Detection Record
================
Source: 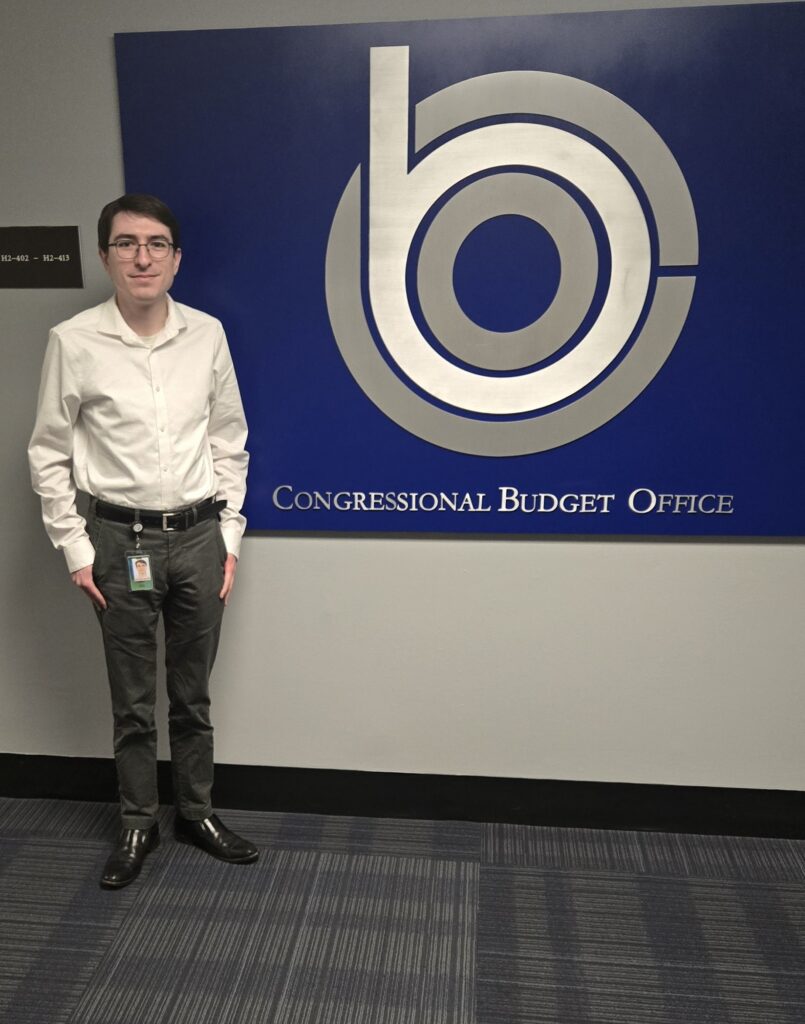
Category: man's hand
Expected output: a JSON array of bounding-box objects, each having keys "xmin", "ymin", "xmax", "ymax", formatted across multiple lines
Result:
[
  {"xmin": 71, "ymin": 564, "xmax": 107, "ymax": 610},
  {"xmin": 220, "ymin": 553, "xmax": 238, "ymax": 605}
]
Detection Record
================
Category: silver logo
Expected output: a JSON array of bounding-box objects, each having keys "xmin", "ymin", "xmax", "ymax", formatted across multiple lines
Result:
[{"xmin": 326, "ymin": 46, "xmax": 698, "ymax": 456}]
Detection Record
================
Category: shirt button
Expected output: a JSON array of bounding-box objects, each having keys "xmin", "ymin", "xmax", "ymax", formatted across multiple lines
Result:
[{"xmin": 155, "ymin": 386, "xmax": 161, "ymax": 392}]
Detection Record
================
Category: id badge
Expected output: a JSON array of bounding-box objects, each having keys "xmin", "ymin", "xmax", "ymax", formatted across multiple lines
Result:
[{"xmin": 126, "ymin": 551, "xmax": 154, "ymax": 591}]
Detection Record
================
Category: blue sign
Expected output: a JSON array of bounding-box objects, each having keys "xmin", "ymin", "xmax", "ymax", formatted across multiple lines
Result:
[{"xmin": 115, "ymin": 4, "xmax": 805, "ymax": 535}]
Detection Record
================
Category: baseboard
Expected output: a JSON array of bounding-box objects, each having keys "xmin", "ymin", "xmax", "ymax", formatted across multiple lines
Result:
[{"xmin": 1, "ymin": 753, "xmax": 803, "ymax": 839}]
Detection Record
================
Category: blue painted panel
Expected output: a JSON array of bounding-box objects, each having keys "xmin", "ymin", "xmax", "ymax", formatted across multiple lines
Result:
[{"xmin": 115, "ymin": 4, "xmax": 805, "ymax": 534}]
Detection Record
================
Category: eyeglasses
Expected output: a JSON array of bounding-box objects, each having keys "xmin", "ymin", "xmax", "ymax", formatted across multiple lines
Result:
[{"xmin": 107, "ymin": 239, "xmax": 176, "ymax": 260}]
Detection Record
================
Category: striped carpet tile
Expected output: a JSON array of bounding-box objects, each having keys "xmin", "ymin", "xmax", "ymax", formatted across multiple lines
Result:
[
  {"xmin": 484, "ymin": 823, "xmax": 805, "ymax": 881},
  {"xmin": 0, "ymin": 797, "xmax": 120, "ymax": 841},
  {"xmin": 67, "ymin": 847, "xmax": 477, "ymax": 1024},
  {"xmin": 0, "ymin": 836, "xmax": 139, "ymax": 1024},
  {"xmin": 0, "ymin": 798, "xmax": 483, "ymax": 862},
  {"xmin": 216, "ymin": 808, "xmax": 483, "ymax": 862},
  {"xmin": 477, "ymin": 864, "xmax": 805, "ymax": 1024}
]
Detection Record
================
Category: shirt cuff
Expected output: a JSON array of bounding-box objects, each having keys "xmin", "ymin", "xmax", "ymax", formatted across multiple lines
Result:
[
  {"xmin": 64, "ymin": 536, "xmax": 96, "ymax": 574},
  {"xmin": 220, "ymin": 520, "xmax": 242, "ymax": 560}
]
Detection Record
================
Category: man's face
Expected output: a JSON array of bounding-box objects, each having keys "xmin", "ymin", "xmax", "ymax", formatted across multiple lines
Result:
[{"xmin": 100, "ymin": 211, "xmax": 181, "ymax": 308}]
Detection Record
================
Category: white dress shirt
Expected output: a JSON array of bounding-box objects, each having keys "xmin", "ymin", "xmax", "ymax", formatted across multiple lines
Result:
[{"xmin": 28, "ymin": 295, "xmax": 249, "ymax": 572}]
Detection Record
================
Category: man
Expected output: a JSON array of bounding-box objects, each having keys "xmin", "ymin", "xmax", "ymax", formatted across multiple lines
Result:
[{"xmin": 28, "ymin": 193, "xmax": 258, "ymax": 888}]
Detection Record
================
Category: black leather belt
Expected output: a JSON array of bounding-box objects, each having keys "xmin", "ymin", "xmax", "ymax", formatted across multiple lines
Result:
[{"xmin": 95, "ymin": 497, "xmax": 226, "ymax": 532}]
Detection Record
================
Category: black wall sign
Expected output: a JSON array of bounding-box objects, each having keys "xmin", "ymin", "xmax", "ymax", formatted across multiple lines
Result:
[{"xmin": 0, "ymin": 227, "xmax": 83, "ymax": 288}]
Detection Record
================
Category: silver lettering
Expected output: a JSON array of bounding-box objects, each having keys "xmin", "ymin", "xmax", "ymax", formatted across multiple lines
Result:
[
  {"xmin": 629, "ymin": 488, "xmax": 657, "ymax": 514},
  {"xmin": 272, "ymin": 484, "xmax": 294, "ymax": 510}
]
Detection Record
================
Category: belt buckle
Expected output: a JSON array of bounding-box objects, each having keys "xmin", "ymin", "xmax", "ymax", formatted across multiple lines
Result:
[{"xmin": 162, "ymin": 512, "xmax": 177, "ymax": 532}]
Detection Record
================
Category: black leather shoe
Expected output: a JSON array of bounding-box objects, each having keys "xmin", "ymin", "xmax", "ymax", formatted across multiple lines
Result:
[
  {"xmin": 100, "ymin": 823, "xmax": 160, "ymax": 889},
  {"xmin": 174, "ymin": 813, "xmax": 259, "ymax": 864}
]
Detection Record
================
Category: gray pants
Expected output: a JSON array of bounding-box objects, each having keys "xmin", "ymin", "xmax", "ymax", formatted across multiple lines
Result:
[{"xmin": 90, "ymin": 501, "xmax": 227, "ymax": 829}]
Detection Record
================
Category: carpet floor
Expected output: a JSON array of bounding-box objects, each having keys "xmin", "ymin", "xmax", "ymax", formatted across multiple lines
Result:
[{"xmin": 1, "ymin": 797, "xmax": 804, "ymax": 1023}]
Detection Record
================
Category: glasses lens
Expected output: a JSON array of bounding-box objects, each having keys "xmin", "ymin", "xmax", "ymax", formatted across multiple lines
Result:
[
  {"xmin": 148, "ymin": 241, "xmax": 171, "ymax": 259},
  {"xmin": 113, "ymin": 241, "xmax": 136, "ymax": 260}
]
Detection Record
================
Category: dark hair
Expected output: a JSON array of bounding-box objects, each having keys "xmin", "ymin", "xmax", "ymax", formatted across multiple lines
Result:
[{"xmin": 97, "ymin": 193, "xmax": 181, "ymax": 251}]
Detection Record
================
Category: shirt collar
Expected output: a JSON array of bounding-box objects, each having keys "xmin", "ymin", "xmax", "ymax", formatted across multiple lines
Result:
[{"xmin": 97, "ymin": 294, "xmax": 187, "ymax": 348}]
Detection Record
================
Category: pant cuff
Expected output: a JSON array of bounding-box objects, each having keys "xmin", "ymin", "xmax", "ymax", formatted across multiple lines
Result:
[
  {"xmin": 175, "ymin": 805, "xmax": 213, "ymax": 822},
  {"xmin": 120, "ymin": 814, "xmax": 157, "ymax": 830}
]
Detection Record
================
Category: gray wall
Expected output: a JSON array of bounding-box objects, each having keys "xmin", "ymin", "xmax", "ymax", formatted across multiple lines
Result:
[{"xmin": 3, "ymin": 0, "xmax": 803, "ymax": 791}]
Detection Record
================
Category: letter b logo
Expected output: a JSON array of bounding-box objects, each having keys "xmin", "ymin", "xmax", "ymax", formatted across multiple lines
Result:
[{"xmin": 326, "ymin": 47, "xmax": 697, "ymax": 456}]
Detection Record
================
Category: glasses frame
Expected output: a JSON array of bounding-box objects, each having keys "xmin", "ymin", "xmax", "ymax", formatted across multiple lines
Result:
[{"xmin": 107, "ymin": 239, "xmax": 177, "ymax": 261}]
